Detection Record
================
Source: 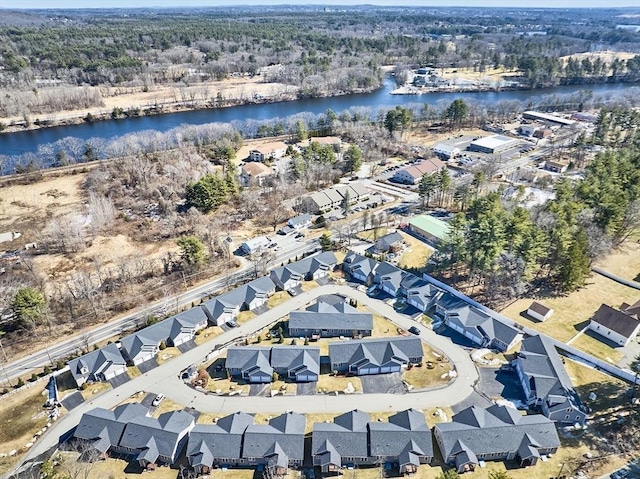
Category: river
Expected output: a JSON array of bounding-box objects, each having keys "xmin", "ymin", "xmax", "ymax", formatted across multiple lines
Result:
[{"xmin": 0, "ymin": 78, "xmax": 638, "ymax": 159}]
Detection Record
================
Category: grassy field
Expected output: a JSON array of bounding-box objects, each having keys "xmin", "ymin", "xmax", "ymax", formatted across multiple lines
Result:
[
  {"xmin": 563, "ymin": 359, "xmax": 628, "ymax": 415},
  {"xmin": 56, "ymin": 451, "xmax": 182, "ymax": 479},
  {"xmin": 398, "ymin": 232, "xmax": 434, "ymax": 270},
  {"xmin": 236, "ymin": 310, "xmax": 256, "ymax": 325},
  {"xmin": 268, "ymin": 290, "xmax": 292, "ymax": 309},
  {"xmin": 499, "ymin": 271, "xmax": 640, "ymax": 343},
  {"xmin": 569, "ymin": 331, "xmax": 625, "ymax": 364}
]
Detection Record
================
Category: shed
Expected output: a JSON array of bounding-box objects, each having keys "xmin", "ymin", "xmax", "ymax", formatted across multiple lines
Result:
[{"xmin": 527, "ymin": 302, "xmax": 553, "ymax": 322}]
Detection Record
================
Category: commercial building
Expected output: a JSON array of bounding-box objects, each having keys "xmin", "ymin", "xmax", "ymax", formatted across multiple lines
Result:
[
  {"xmin": 468, "ymin": 135, "xmax": 519, "ymax": 154},
  {"xmin": 522, "ymin": 111, "xmax": 575, "ymax": 127},
  {"xmin": 408, "ymin": 215, "xmax": 450, "ymax": 244}
]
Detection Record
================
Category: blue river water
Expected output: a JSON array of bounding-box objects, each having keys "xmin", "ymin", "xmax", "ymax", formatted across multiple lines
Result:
[{"xmin": 0, "ymin": 78, "xmax": 637, "ymax": 158}]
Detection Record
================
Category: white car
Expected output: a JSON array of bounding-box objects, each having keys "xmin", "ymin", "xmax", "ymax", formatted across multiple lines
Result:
[{"xmin": 152, "ymin": 394, "xmax": 165, "ymax": 407}]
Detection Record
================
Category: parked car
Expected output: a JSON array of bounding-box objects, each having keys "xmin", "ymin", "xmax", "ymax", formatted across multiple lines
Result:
[
  {"xmin": 226, "ymin": 319, "xmax": 238, "ymax": 328},
  {"xmin": 408, "ymin": 326, "xmax": 421, "ymax": 335},
  {"xmin": 152, "ymin": 394, "xmax": 165, "ymax": 407}
]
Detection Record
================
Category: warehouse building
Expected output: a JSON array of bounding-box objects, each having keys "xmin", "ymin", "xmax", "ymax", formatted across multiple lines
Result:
[{"xmin": 468, "ymin": 135, "xmax": 519, "ymax": 154}]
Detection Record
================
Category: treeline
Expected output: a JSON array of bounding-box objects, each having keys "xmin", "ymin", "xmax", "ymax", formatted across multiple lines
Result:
[
  {"xmin": 430, "ymin": 110, "xmax": 640, "ymax": 307},
  {"xmin": 2, "ymin": 6, "xmax": 640, "ymax": 116}
]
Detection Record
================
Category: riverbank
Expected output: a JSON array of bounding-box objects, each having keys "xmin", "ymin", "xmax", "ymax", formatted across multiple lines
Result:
[{"xmin": 0, "ymin": 76, "xmax": 382, "ymax": 134}]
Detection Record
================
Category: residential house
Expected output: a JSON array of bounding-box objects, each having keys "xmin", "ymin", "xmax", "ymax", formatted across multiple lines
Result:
[
  {"xmin": 513, "ymin": 335, "xmax": 586, "ymax": 425},
  {"xmin": 343, "ymin": 252, "xmax": 379, "ymax": 285},
  {"xmin": 119, "ymin": 411, "xmax": 195, "ymax": 469},
  {"xmin": 241, "ymin": 162, "xmax": 274, "ymax": 187},
  {"xmin": 270, "ymin": 346, "xmax": 320, "ymax": 382},
  {"xmin": 288, "ymin": 300, "xmax": 373, "ymax": 338},
  {"xmin": 305, "ymin": 191, "xmax": 334, "ymax": 214},
  {"xmin": 166, "ymin": 307, "xmax": 210, "ymax": 347},
  {"xmin": 240, "ymin": 236, "xmax": 271, "ymax": 255},
  {"xmin": 287, "ymin": 214, "xmax": 312, "ymax": 230},
  {"xmin": 312, "ymin": 409, "xmax": 433, "ymax": 474},
  {"xmin": 270, "ymin": 252, "xmax": 337, "ymax": 291},
  {"xmin": 73, "ymin": 403, "xmax": 149, "ymax": 458},
  {"xmin": 202, "ymin": 288, "xmax": 246, "ymax": 326},
  {"xmin": 312, "ymin": 410, "xmax": 371, "ymax": 473},
  {"xmin": 68, "ymin": 342, "xmax": 128, "ymax": 387},
  {"xmin": 406, "ymin": 282, "xmax": 442, "ymax": 312},
  {"xmin": 329, "ymin": 337, "xmax": 423, "ymax": 376},
  {"xmin": 392, "ymin": 158, "xmax": 446, "ymax": 185},
  {"xmin": 527, "ymin": 301, "xmax": 553, "ymax": 322},
  {"xmin": 366, "ymin": 231, "xmax": 404, "ymax": 256},
  {"xmin": 375, "ymin": 263, "xmax": 405, "ymax": 297},
  {"xmin": 368, "ymin": 409, "xmax": 434, "ymax": 473},
  {"xmin": 203, "ymin": 278, "xmax": 275, "ymax": 325},
  {"xmin": 588, "ymin": 304, "xmax": 640, "ymax": 347},
  {"xmin": 434, "ymin": 405, "xmax": 560, "ymax": 473},
  {"xmin": 435, "ymin": 296, "xmax": 523, "ymax": 351},
  {"xmin": 335, "ymin": 184, "xmax": 370, "ymax": 205},
  {"xmin": 225, "ymin": 347, "xmax": 274, "ymax": 383},
  {"xmin": 248, "ymin": 141, "xmax": 287, "ymax": 163},
  {"xmin": 187, "ymin": 412, "xmax": 254, "ymax": 474},
  {"xmin": 242, "ymin": 412, "xmax": 306, "ymax": 475},
  {"xmin": 244, "ymin": 276, "xmax": 276, "ymax": 311}
]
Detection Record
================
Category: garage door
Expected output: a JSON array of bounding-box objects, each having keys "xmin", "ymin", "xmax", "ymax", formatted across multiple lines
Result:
[
  {"xmin": 297, "ymin": 374, "xmax": 316, "ymax": 382},
  {"xmin": 135, "ymin": 353, "xmax": 154, "ymax": 365},
  {"xmin": 360, "ymin": 367, "xmax": 379, "ymax": 375},
  {"xmin": 380, "ymin": 366, "xmax": 392, "ymax": 374}
]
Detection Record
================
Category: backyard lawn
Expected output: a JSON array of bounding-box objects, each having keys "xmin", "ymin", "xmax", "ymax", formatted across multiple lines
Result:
[
  {"xmin": 398, "ymin": 232, "xmax": 434, "ymax": 269},
  {"xmin": 499, "ymin": 272, "xmax": 640, "ymax": 343}
]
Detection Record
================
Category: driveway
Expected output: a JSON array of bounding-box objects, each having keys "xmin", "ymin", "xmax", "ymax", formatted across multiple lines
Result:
[
  {"xmin": 177, "ymin": 340, "xmax": 197, "ymax": 354},
  {"xmin": 61, "ymin": 392, "xmax": 85, "ymax": 411},
  {"xmin": 360, "ymin": 372, "xmax": 406, "ymax": 394},
  {"xmin": 137, "ymin": 358, "xmax": 159, "ymax": 374},
  {"xmin": 296, "ymin": 381, "xmax": 317, "ymax": 396},
  {"xmin": 476, "ymin": 367, "xmax": 525, "ymax": 402},
  {"xmin": 249, "ymin": 383, "xmax": 271, "ymax": 397},
  {"xmin": 108, "ymin": 372, "xmax": 131, "ymax": 388}
]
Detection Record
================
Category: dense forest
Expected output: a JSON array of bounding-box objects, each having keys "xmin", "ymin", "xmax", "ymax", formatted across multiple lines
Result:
[
  {"xmin": 428, "ymin": 107, "xmax": 640, "ymax": 306},
  {"xmin": 1, "ymin": 6, "xmax": 640, "ymax": 117}
]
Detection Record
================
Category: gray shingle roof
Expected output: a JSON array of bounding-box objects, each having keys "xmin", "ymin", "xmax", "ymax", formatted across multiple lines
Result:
[
  {"xmin": 225, "ymin": 347, "xmax": 273, "ymax": 378},
  {"xmin": 289, "ymin": 310, "xmax": 373, "ymax": 332},
  {"xmin": 288, "ymin": 214, "xmax": 312, "ymax": 228},
  {"xmin": 119, "ymin": 410, "xmax": 195, "ymax": 463},
  {"xmin": 369, "ymin": 409, "xmax": 433, "ymax": 459},
  {"xmin": 343, "ymin": 252, "xmax": 378, "ymax": 278},
  {"xmin": 329, "ymin": 337, "xmax": 423, "ymax": 368},
  {"xmin": 243, "ymin": 412, "xmax": 305, "ymax": 462},
  {"xmin": 74, "ymin": 403, "xmax": 149, "ymax": 452},
  {"xmin": 591, "ymin": 304, "xmax": 640, "ymax": 338},
  {"xmin": 516, "ymin": 335, "xmax": 580, "ymax": 406},
  {"xmin": 68, "ymin": 342, "xmax": 126, "ymax": 383},
  {"xmin": 186, "ymin": 412, "xmax": 254, "ymax": 466},
  {"xmin": 312, "ymin": 410, "xmax": 370, "ymax": 459},
  {"xmin": 270, "ymin": 347, "xmax": 320, "ymax": 377},
  {"xmin": 373, "ymin": 232, "xmax": 404, "ymax": 252},
  {"xmin": 173, "ymin": 307, "xmax": 209, "ymax": 326},
  {"xmin": 435, "ymin": 405, "xmax": 559, "ymax": 463}
]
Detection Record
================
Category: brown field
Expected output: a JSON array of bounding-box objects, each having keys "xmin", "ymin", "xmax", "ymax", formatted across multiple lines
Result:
[
  {"xmin": 559, "ymin": 50, "xmax": 638, "ymax": 65},
  {"xmin": 2, "ymin": 76, "xmax": 299, "ymax": 127},
  {"xmin": 438, "ymin": 65, "xmax": 520, "ymax": 81},
  {"xmin": 0, "ymin": 386, "xmax": 55, "ymax": 476},
  {"xmin": 499, "ymin": 240, "xmax": 640, "ymax": 347},
  {"xmin": 408, "ymin": 127, "xmax": 488, "ymax": 147}
]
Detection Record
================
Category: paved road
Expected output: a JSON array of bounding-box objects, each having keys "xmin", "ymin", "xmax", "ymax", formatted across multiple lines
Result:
[
  {"xmin": 1, "ymin": 239, "xmax": 318, "ymax": 383},
  {"xmin": 21, "ymin": 284, "xmax": 478, "ymax": 467}
]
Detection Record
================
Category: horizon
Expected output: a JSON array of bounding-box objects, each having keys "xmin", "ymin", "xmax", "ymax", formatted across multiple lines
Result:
[{"xmin": 2, "ymin": 0, "xmax": 640, "ymax": 9}]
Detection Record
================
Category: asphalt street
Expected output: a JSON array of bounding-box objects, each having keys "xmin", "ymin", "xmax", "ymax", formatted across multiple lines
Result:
[
  {"xmin": 1, "ymin": 238, "xmax": 317, "ymax": 383},
  {"xmin": 21, "ymin": 283, "xmax": 479, "ymax": 467}
]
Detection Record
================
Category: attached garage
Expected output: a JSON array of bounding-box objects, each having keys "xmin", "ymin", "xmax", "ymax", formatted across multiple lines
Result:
[
  {"xmin": 295, "ymin": 373, "xmax": 318, "ymax": 382},
  {"xmin": 357, "ymin": 366, "xmax": 380, "ymax": 376},
  {"xmin": 103, "ymin": 365, "xmax": 127, "ymax": 380},
  {"xmin": 134, "ymin": 353, "xmax": 155, "ymax": 366}
]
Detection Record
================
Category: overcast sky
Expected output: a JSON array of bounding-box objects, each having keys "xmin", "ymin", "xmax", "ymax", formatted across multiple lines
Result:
[{"xmin": 2, "ymin": 0, "xmax": 639, "ymax": 9}]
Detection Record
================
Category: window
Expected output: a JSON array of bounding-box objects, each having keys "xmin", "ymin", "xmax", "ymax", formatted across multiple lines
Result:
[{"xmin": 565, "ymin": 415, "xmax": 570, "ymax": 420}]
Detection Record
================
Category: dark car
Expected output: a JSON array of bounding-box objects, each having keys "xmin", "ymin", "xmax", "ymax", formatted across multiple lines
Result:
[
  {"xmin": 408, "ymin": 326, "xmax": 421, "ymax": 335},
  {"xmin": 226, "ymin": 319, "xmax": 238, "ymax": 328}
]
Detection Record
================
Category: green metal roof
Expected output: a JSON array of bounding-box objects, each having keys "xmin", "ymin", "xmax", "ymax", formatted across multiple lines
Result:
[{"xmin": 409, "ymin": 215, "xmax": 450, "ymax": 241}]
